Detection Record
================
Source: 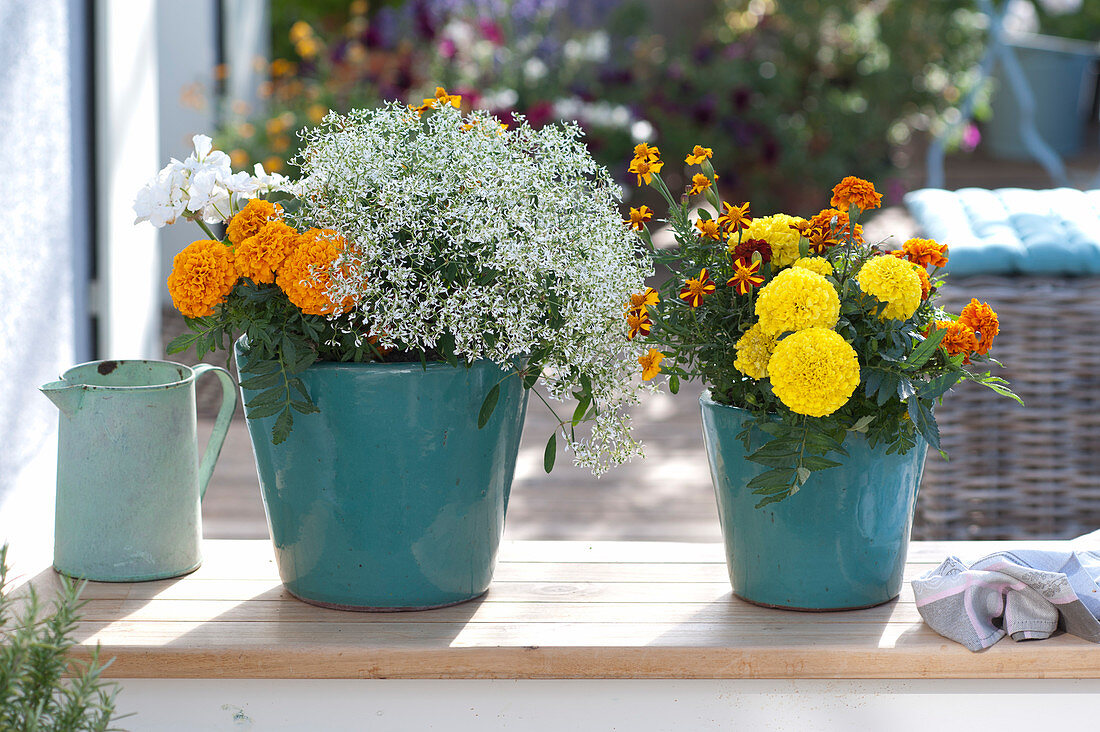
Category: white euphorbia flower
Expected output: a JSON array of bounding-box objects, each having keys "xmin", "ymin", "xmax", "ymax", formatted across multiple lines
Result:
[{"xmin": 290, "ymin": 102, "xmax": 655, "ymax": 474}]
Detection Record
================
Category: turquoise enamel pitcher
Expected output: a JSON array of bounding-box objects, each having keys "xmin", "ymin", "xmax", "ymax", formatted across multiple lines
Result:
[{"xmin": 40, "ymin": 359, "xmax": 236, "ymax": 581}]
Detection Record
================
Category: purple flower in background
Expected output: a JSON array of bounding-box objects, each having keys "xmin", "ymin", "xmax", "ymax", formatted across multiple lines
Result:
[
  {"xmin": 961, "ymin": 122, "xmax": 981, "ymax": 152},
  {"xmin": 478, "ymin": 18, "xmax": 504, "ymax": 44}
]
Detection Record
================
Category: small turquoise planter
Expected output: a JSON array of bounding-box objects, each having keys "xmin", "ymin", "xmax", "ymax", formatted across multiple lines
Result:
[
  {"xmin": 700, "ymin": 391, "xmax": 927, "ymax": 611},
  {"xmin": 237, "ymin": 342, "xmax": 528, "ymax": 611}
]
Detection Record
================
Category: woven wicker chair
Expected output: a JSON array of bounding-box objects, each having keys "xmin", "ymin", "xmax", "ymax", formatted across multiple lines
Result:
[{"xmin": 913, "ymin": 276, "xmax": 1100, "ymax": 540}]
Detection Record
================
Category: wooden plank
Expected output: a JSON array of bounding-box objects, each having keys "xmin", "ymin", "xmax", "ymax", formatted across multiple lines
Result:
[
  {"xmin": 58, "ymin": 626, "xmax": 1100, "ymax": 680},
  {"xmin": 72, "ymin": 598, "xmax": 932, "ymax": 625},
  {"xmin": 8, "ymin": 539, "xmax": 1100, "ymax": 680}
]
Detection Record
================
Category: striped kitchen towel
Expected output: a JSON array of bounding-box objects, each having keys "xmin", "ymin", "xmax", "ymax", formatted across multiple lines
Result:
[{"xmin": 912, "ymin": 530, "xmax": 1100, "ymax": 651}]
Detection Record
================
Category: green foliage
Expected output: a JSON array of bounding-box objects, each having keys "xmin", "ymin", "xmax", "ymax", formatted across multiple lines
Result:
[
  {"xmin": 0, "ymin": 546, "xmax": 121, "ymax": 731},
  {"xmin": 636, "ymin": 0, "xmax": 986, "ymax": 211}
]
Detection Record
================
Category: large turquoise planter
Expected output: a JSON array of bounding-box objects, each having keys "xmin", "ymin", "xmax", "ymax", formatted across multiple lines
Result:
[
  {"xmin": 237, "ymin": 342, "xmax": 528, "ymax": 610},
  {"xmin": 700, "ymin": 391, "xmax": 927, "ymax": 611}
]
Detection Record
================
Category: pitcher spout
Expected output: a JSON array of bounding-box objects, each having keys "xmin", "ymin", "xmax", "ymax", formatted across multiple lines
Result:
[{"xmin": 40, "ymin": 380, "xmax": 84, "ymax": 418}]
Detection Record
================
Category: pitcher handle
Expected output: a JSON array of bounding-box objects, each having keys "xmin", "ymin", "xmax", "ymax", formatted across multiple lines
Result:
[{"xmin": 191, "ymin": 364, "xmax": 238, "ymax": 500}]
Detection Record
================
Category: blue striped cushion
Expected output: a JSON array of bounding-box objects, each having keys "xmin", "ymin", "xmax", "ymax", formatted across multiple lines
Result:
[{"xmin": 903, "ymin": 188, "xmax": 1100, "ymax": 276}]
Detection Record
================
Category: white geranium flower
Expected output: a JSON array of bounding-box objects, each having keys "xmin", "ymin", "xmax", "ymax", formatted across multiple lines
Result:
[
  {"xmin": 132, "ymin": 163, "xmax": 187, "ymax": 227},
  {"xmin": 185, "ymin": 167, "xmax": 232, "ymax": 223}
]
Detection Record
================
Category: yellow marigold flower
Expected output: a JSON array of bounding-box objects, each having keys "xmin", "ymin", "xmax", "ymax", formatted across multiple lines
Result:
[
  {"xmin": 733, "ymin": 322, "xmax": 778, "ymax": 380},
  {"xmin": 628, "ymin": 156, "xmax": 663, "ymax": 186},
  {"xmin": 793, "ymin": 257, "xmax": 834, "ymax": 277},
  {"xmin": 738, "ymin": 213, "xmax": 807, "ymax": 268},
  {"xmin": 679, "ymin": 268, "xmax": 716, "ymax": 307},
  {"xmin": 638, "ymin": 348, "xmax": 664, "ymax": 381},
  {"xmin": 687, "ymin": 173, "xmax": 713, "ymax": 196},
  {"xmin": 277, "ymin": 228, "xmax": 353, "ymax": 316},
  {"xmin": 931, "ymin": 319, "xmax": 978, "ymax": 364},
  {"xmin": 695, "ymin": 217, "xmax": 722, "ymax": 240},
  {"xmin": 829, "ymin": 176, "xmax": 883, "ymax": 212},
  {"xmin": 626, "ymin": 205, "xmax": 653, "ymax": 231},
  {"xmin": 234, "ymin": 219, "xmax": 299, "ymax": 284},
  {"xmin": 894, "ymin": 238, "xmax": 948, "ymax": 268},
  {"xmin": 229, "ymin": 148, "xmax": 249, "ymax": 169},
  {"xmin": 626, "ymin": 309, "xmax": 652, "ymax": 340},
  {"xmin": 754, "ymin": 267, "xmax": 840, "ymax": 335},
  {"xmin": 958, "ymin": 298, "xmax": 999, "ymax": 355},
  {"xmin": 768, "ymin": 327, "xmax": 860, "ymax": 417},
  {"xmin": 627, "ymin": 287, "xmax": 659, "ymax": 313},
  {"xmin": 717, "ymin": 201, "xmax": 751, "ymax": 234},
  {"xmin": 167, "ymin": 239, "xmax": 238, "ymax": 318},
  {"xmin": 685, "ymin": 145, "xmax": 714, "ymax": 165},
  {"xmin": 857, "ymin": 255, "xmax": 922, "ymax": 321},
  {"xmin": 263, "ymin": 156, "xmax": 283, "ymax": 173},
  {"xmin": 226, "ymin": 198, "xmax": 283, "ymax": 247}
]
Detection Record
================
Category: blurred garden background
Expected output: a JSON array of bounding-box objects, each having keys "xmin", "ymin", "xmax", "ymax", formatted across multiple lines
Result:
[{"xmin": 3, "ymin": 0, "xmax": 1100, "ymax": 547}]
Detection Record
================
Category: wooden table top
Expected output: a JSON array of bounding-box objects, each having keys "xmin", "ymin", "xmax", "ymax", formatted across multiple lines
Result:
[{"xmin": 10, "ymin": 539, "xmax": 1100, "ymax": 679}]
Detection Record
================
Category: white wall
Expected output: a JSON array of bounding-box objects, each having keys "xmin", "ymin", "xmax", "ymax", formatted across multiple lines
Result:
[
  {"xmin": 0, "ymin": 0, "xmax": 162, "ymax": 548},
  {"xmin": 95, "ymin": 0, "xmax": 161, "ymax": 359},
  {"xmin": 156, "ymin": 0, "xmax": 219, "ymax": 304},
  {"xmin": 0, "ymin": 0, "xmax": 81, "ymax": 547}
]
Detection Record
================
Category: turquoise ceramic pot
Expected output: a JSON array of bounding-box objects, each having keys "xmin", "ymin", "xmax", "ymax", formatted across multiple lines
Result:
[
  {"xmin": 237, "ymin": 342, "xmax": 528, "ymax": 610},
  {"xmin": 700, "ymin": 391, "xmax": 927, "ymax": 611}
]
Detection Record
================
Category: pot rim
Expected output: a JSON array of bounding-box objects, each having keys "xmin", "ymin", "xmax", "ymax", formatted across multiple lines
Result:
[
  {"xmin": 699, "ymin": 389, "xmax": 781, "ymax": 418},
  {"xmin": 233, "ymin": 336, "xmax": 522, "ymax": 374},
  {"xmin": 57, "ymin": 359, "xmax": 201, "ymax": 392}
]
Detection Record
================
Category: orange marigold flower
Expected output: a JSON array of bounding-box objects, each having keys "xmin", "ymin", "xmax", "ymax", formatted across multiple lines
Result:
[
  {"xmin": 695, "ymin": 217, "xmax": 722, "ymax": 240},
  {"xmin": 638, "ymin": 348, "xmax": 664, "ymax": 381},
  {"xmin": 685, "ymin": 145, "xmax": 713, "ymax": 165},
  {"xmin": 727, "ymin": 258, "xmax": 765, "ymax": 295},
  {"xmin": 932, "ymin": 319, "xmax": 978, "ymax": 364},
  {"xmin": 625, "ymin": 205, "xmax": 654, "ymax": 231},
  {"xmin": 628, "ymin": 156, "xmax": 664, "ymax": 186},
  {"xmin": 808, "ymin": 208, "xmax": 863, "ymax": 242},
  {"xmin": 687, "ymin": 173, "xmax": 713, "ymax": 196},
  {"xmin": 226, "ymin": 198, "xmax": 283, "ymax": 246},
  {"xmin": 632, "ymin": 142, "xmax": 660, "ymax": 163},
  {"xmin": 830, "ymin": 176, "xmax": 883, "ymax": 212},
  {"xmin": 626, "ymin": 308, "xmax": 653, "ymax": 340},
  {"xmin": 912, "ymin": 263, "xmax": 932, "ymax": 300},
  {"xmin": 679, "ymin": 268, "xmax": 716, "ymax": 308},
  {"xmin": 898, "ymin": 238, "xmax": 948, "ymax": 268},
  {"xmin": 958, "ymin": 298, "xmax": 999, "ymax": 355},
  {"xmin": 234, "ymin": 219, "xmax": 299, "ymax": 284},
  {"xmin": 717, "ymin": 201, "xmax": 751, "ymax": 234},
  {"xmin": 167, "ymin": 239, "xmax": 238, "ymax": 318},
  {"xmin": 627, "ymin": 287, "xmax": 660, "ymax": 314},
  {"xmin": 276, "ymin": 228, "xmax": 354, "ymax": 315}
]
